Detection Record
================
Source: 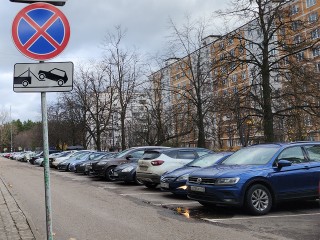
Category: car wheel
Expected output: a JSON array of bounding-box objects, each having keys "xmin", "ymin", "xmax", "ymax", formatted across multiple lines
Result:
[
  {"xmin": 57, "ymin": 79, "xmax": 64, "ymax": 86},
  {"xmin": 39, "ymin": 73, "xmax": 45, "ymax": 80},
  {"xmin": 245, "ymin": 184, "xmax": 272, "ymax": 215},
  {"xmin": 105, "ymin": 166, "xmax": 116, "ymax": 181},
  {"xmin": 22, "ymin": 80, "xmax": 29, "ymax": 87},
  {"xmin": 144, "ymin": 183, "xmax": 158, "ymax": 189},
  {"xmin": 133, "ymin": 174, "xmax": 143, "ymax": 185}
]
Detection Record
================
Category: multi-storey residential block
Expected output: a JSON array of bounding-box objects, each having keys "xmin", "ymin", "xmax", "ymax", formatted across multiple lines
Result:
[{"xmin": 151, "ymin": 0, "xmax": 320, "ymax": 149}]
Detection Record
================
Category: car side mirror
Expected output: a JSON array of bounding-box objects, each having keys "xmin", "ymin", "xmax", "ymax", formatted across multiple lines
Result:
[
  {"xmin": 126, "ymin": 154, "xmax": 133, "ymax": 160},
  {"xmin": 277, "ymin": 159, "xmax": 292, "ymax": 169}
]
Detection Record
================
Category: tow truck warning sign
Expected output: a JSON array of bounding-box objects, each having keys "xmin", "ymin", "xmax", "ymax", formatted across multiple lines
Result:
[{"xmin": 13, "ymin": 62, "xmax": 73, "ymax": 92}]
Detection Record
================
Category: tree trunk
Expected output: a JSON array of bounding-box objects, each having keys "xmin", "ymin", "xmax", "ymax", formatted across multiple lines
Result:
[{"xmin": 262, "ymin": 67, "xmax": 274, "ymax": 143}]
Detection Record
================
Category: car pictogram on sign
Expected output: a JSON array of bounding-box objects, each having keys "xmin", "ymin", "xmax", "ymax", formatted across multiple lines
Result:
[{"xmin": 38, "ymin": 68, "xmax": 68, "ymax": 86}]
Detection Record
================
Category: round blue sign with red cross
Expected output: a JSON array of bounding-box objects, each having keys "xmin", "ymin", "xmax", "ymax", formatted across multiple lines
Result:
[{"xmin": 12, "ymin": 3, "xmax": 70, "ymax": 61}]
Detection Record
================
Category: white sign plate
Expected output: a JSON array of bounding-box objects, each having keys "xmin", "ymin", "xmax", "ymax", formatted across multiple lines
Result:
[{"xmin": 13, "ymin": 62, "xmax": 73, "ymax": 92}]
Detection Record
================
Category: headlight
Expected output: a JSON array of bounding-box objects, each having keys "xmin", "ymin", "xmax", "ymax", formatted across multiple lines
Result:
[
  {"xmin": 215, "ymin": 177, "xmax": 240, "ymax": 185},
  {"xmin": 176, "ymin": 174, "xmax": 189, "ymax": 182},
  {"xmin": 122, "ymin": 166, "xmax": 134, "ymax": 172}
]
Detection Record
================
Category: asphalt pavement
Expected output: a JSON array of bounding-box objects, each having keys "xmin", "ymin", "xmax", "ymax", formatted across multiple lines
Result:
[{"xmin": 0, "ymin": 175, "xmax": 35, "ymax": 240}]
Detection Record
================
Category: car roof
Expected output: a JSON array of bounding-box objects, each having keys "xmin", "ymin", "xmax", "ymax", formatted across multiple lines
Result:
[
  {"xmin": 144, "ymin": 147, "xmax": 211, "ymax": 153},
  {"xmin": 249, "ymin": 141, "xmax": 320, "ymax": 147}
]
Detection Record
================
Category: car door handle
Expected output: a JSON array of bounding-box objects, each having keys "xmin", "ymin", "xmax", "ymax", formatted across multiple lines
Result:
[{"xmin": 304, "ymin": 165, "xmax": 310, "ymax": 169}]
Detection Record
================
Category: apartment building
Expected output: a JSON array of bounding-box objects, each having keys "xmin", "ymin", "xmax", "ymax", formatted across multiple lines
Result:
[{"xmin": 152, "ymin": 0, "xmax": 320, "ymax": 149}]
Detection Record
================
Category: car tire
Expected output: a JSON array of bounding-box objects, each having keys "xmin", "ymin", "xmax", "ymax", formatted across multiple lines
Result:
[
  {"xmin": 133, "ymin": 174, "xmax": 143, "ymax": 185},
  {"xmin": 57, "ymin": 79, "xmax": 64, "ymax": 86},
  {"xmin": 22, "ymin": 80, "xmax": 29, "ymax": 87},
  {"xmin": 105, "ymin": 166, "xmax": 116, "ymax": 181},
  {"xmin": 144, "ymin": 183, "xmax": 158, "ymax": 189},
  {"xmin": 245, "ymin": 184, "xmax": 272, "ymax": 215},
  {"xmin": 39, "ymin": 73, "xmax": 45, "ymax": 80}
]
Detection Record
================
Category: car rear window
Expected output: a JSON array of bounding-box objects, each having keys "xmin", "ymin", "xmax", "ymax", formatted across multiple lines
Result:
[
  {"xmin": 142, "ymin": 151, "xmax": 161, "ymax": 160},
  {"xmin": 178, "ymin": 151, "xmax": 196, "ymax": 159}
]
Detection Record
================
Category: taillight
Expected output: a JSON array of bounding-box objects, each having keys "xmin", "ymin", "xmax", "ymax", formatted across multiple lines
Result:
[{"xmin": 151, "ymin": 160, "xmax": 164, "ymax": 166}]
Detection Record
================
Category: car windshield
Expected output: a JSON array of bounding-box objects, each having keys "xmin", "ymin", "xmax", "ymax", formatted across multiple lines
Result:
[
  {"xmin": 114, "ymin": 148, "xmax": 133, "ymax": 158},
  {"xmin": 187, "ymin": 154, "xmax": 228, "ymax": 167},
  {"xmin": 221, "ymin": 146, "xmax": 280, "ymax": 165}
]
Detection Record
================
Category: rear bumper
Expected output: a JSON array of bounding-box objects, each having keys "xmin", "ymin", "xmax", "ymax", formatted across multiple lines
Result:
[{"xmin": 136, "ymin": 172, "xmax": 161, "ymax": 184}]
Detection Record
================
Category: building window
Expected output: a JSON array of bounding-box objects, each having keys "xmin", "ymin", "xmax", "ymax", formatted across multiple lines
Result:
[
  {"xmin": 294, "ymin": 35, "xmax": 302, "ymax": 44},
  {"xmin": 311, "ymin": 28, "xmax": 320, "ymax": 39},
  {"xmin": 290, "ymin": 5, "xmax": 299, "ymax": 15},
  {"xmin": 219, "ymin": 42, "xmax": 225, "ymax": 50},
  {"xmin": 233, "ymin": 86, "xmax": 238, "ymax": 93},
  {"xmin": 306, "ymin": 0, "xmax": 316, "ymax": 8},
  {"xmin": 230, "ymin": 49, "xmax": 235, "ymax": 57},
  {"xmin": 296, "ymin": 51, "xmax": 305, "ymax": 61},
  {"xmin": 241, "ymin": 71, "xmax": 246, "ymax": 80},
  {"xmin": 232, "ymin": 74, "xmax": 238, "ymax": 83},
  {"xmin": 312, "ymin": 46, "xmax": 320, "ymax": 57},
  {"xmin": 270, "ymin": 49, "xmax": 276, "ymax": 56},
  {"xmin": 291, "ymin": 21, "xmax": 301, "ymax": 31},
  {"xmin": 309, "ymin": 12, "xmax": 318, "ymax": 23},
  {"xmin": 316, "ymin": 62, "xmax": 320, "ymax": 72}
]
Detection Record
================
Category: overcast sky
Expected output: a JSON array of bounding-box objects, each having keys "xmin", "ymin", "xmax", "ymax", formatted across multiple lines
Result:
[{"xmin": 0, "ymin": 0, "xmax": 229, "ymax": 122}]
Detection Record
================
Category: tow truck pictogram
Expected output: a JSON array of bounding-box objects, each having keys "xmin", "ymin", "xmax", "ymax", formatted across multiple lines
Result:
[{"xmin": 14, "ymin": 68, "xmax": 68, "ymax": 87}]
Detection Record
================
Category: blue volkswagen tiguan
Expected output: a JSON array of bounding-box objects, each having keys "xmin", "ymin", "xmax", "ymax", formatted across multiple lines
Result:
[{"xmin": 187, "ymin": 142, "xmax": 320, "ymax": 215}]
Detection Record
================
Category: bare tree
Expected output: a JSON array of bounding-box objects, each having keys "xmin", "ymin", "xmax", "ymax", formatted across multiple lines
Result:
[
  {"xmin": 71, "ymin": 61, "xmax": 116, "ymax": 151},
  {"xmin": 166, "ymin": 16, "xmax": 217, "ymax": 147},
  {"xmin": 102, "ymin": 26, "xmax": 143, "ymax": 150},
  {"xmin": 215, "ymin": 0, "xmax": 320, "ymax": 142}
]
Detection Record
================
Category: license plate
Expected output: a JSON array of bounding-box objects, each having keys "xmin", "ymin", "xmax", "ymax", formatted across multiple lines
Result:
[
  {"xmin": 160, "ymin": 182, "xmax": 169, "ymax": 189},
  {"xmin": 190, "ymin": 186, "xmax": 205, "ymax": 192},
  {"xmin": 139, "ymin": 166, "xmax": 148, "ymax": 171}
]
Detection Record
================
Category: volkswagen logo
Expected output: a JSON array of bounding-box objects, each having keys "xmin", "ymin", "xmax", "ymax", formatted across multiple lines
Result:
[{"xmin": 196, "ymin": 178, "xmax": 202, "ymax": 183}]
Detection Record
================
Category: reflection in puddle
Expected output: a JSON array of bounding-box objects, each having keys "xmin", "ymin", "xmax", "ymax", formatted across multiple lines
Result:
[
  {"xmin": 165, "ymin": 206, "xmax": 237, "ymax": 220},
  {"xmin": 166, "ymin": 200, "xmax": 319, "ymax": 220}
]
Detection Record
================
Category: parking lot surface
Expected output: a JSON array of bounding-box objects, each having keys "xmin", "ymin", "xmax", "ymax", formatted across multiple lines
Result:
[{"xmin": 0, "ymin": 157, "xmax": 319, "ymax": 240}]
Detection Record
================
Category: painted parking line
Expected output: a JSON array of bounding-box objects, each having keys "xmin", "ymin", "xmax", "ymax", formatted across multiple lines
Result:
[
  {"xmin": 203, "ymin": 212, "xmax": 320, "ymax": 223},
  {"xmin": 120, "ymin": 192, "xmax": 163, "ymax": 196},
  {"xmin": 153, "ymin": 201, "xmax": 199, "ymax": 206}
]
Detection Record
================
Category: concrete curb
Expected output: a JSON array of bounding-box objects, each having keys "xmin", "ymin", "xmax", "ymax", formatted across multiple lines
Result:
[{"xmin": 0, "ymin": 176, "xmax": 36, "ymax": 240}]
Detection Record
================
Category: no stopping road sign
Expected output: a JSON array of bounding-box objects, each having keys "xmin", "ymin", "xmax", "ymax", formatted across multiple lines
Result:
[{"xmin": 12, "ymin": 2, "xmax": 70, "ymax": 61}]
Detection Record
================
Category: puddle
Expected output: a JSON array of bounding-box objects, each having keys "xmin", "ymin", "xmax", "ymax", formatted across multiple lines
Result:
[{"xmin": 163, "ymin": 205, "xmax": 237, "ymax": 220}]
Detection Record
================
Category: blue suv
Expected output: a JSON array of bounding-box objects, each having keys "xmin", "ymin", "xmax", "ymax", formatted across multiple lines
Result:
[{"xmin": 187, "ymin": 142, "xmax": 320, "ymax": 215}]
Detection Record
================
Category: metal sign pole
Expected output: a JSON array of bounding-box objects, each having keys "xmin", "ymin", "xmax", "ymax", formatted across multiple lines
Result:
[{"xmin": 41, "ymin": 88, "xmax": 53, "ymax": 240}]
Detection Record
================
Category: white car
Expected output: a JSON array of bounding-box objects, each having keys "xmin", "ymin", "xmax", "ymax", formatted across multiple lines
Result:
[
  {"xmin": 136, "ymin": 148, "xmax": 212, "ymax": 188},
  {"xmin": 50, "ymin": 150, "xmax": 78, "ymax": 168},
  {"xmin": 35, "ymin": 152, "xmax": 64, "ymax": 166}
]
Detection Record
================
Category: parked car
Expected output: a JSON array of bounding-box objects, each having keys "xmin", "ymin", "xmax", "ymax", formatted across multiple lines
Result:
[
  {"xmin": 50, "ymin": 150, "xmax": 78, "ymax": 168},
  {"xmin": 29, "ymin": 150, "xmax": 60, "ymax": 165},
  {"xmin": 91, "ymin": 146, "xmax": 169, "ymax": 181},
  {"xmin": 160, "ymin": 152, "xmax": 233, "ymax": 195},
  {"xmin": 68, "ymin": 151, "xmax": 96, "ymax": 172},
  {"xmin": 57, "ymin": 151, "xmax": 93, "ymax": 171},
  {"xmin": 34, "ymin": 152, "xmax": 64, "ymax": 167},
  {"xmin": 187, "ymin": 142, "xmax": 320, "ymax": 215},
  {"xmin": 112, "ymin": 161, "xmax": 143, "ymax": 185},
  {"xmin": 84, "ymin": 152, "xmax": 116, "ymax": 175},
  {"xmin": 74, "ymin": 152, "xmax": 112, "ymax": 173},
  {"xmin": 112, "ymin": 149, "xmax": 171, "ymax": 184},
  {"xmin": 136, "ymin": 148, "xmax": 213, "ymax": 189}
]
